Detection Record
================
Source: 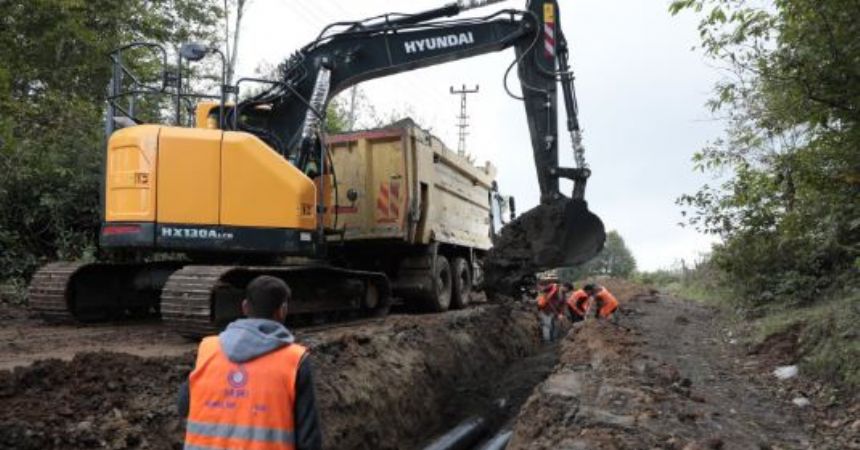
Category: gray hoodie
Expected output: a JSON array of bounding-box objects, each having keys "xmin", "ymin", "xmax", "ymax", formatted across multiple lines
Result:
[{"xmin": 218, "ymin": 318, "xmax": 296, "ymax": 363}]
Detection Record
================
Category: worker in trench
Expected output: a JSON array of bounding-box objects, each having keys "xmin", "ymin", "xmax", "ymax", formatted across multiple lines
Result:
[
  {"xmin": 536, "ymin": 273, "xmax": 566, "ymax": 342},
  {"xmin": 564, "ymin": 282, "xmax": 589, "ymax": 323},
  {"xmin": 177, "ymin": 275, "xmax": 322, "ymax": 450},
  {"xmin": 583, "ymin": 283, "xmax": 620, "ymax": 321}
]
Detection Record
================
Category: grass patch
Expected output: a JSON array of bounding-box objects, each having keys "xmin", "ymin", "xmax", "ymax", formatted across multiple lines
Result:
[
  {"xmin": 634, "ymin": 266, "xmax": 730, "ymax": 306},
  {"xmin": 671, "ymin": 282, "xmax": 730, "ymax": 306},
  {"xmin": 750, "ymin": 290, "xmax": 860, "ymax": 389}
]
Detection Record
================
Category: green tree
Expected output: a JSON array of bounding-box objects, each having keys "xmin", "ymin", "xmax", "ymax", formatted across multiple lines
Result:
[
  {"xmin": 559, "ymin": 230, "xmax": 637, "ymax": 280},
  {"xmin": 325, "ymin": 96, "xmax": 351, "ymax": 133},
  {"xmin": 670, "ymin": 0, "xmax": 860, "ymax": 306},
  {"xmin": 0, "ymin": 0, "xmax": 223, "ymax": 283}
]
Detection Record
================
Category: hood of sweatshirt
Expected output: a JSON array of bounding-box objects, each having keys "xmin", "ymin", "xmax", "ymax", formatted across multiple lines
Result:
[{"xmin": 218, "ymin": 318, "xmax": 296, "ymax": 363}]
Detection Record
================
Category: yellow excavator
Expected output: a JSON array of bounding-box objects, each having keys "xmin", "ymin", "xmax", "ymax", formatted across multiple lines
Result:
[{"xmin": 28, "ymin": 0, "xmax": 605, "ymax": 338}]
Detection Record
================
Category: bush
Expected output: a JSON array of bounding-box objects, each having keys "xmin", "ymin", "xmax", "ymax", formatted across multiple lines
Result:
[
  {"xmin": 671, "ymin": 0, "xmax": 860, "ymax": 310},
  {"xmin": 0, "ymin": 0, "xmax": 222, "ymax": 287}
]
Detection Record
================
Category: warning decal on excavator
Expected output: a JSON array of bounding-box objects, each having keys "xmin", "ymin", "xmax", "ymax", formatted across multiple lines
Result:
[{"xmin": 543, "ymin": 3, "xmax": 556, "ymax": 59}]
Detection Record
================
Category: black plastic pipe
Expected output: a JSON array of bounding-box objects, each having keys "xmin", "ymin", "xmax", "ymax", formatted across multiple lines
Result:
[
  {"xmin": 476, "ymin": 429, "xmax": 513, "ymax": 450},
  {"xmin": 422, "ymin": 417, "xmax": 488, "ymax": 450}
]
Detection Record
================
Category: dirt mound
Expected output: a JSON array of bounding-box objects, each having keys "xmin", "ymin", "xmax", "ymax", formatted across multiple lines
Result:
[
  {"xmin": 748, "ymin": 322, "xmax": 803, "ymax": 367},
  {"xmin": 0, "ymin": 352, "xmax": 191, "ymax": 450},
  {"xmin": 0, "ymin": 304, "xmax": 541, "ymax": 450},
  {"xmin": 508, "ymin": 321, "xmax": 645, "ymax": 449}
]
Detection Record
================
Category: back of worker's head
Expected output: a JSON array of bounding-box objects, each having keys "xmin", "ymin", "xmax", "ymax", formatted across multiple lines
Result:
[
  {"xmin": 243, "ymin": 275, "xmax": 291, "ymax": 320},
  {"xmin": 583, "ymin": 283, "xmax": 596, "ymax": 294},
  {"xmin": 562, "ymin": 282, "xmax": 574, "ymax": 291}
]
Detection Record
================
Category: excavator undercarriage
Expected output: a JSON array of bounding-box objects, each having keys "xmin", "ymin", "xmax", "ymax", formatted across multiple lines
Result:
[{"xmin": 31, "ymin": 262, "xmax": 390, "ymax": 339}]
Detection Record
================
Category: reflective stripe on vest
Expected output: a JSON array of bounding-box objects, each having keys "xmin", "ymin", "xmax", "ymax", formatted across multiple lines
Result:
[
  {"xmin": 186, "ymin": 420, "xmax": 295, "ymax": 445},
  {"xmin": 185, "ymin": 336, "xmax": 307, "ymax": 450}
]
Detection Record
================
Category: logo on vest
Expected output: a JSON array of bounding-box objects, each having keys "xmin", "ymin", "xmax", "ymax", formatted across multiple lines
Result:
[{"xmin": 227, "ymin": 365, "xmax": 248, "ymax": 389}]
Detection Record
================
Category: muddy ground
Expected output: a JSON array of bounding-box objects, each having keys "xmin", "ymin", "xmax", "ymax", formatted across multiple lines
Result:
[
  {"xmin": 507, "ymin": 294, "xmax": 859, "ymax": 450},
  {"xmin": 0, "ymin": 280, "xmax": 856, "ymax": 449},
  {"xmin": 0, "ymin": 317, "xmax": 192, "ymax": 371}
]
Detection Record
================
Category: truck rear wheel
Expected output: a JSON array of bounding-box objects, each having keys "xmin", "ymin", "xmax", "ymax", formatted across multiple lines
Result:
[
  {"xmin": 427, "ymin": 255, "xmax": 452, "ymax": 312},
  {"xmin": 450, "ymin": 257, "xmax": 472, "ymax": 309}
]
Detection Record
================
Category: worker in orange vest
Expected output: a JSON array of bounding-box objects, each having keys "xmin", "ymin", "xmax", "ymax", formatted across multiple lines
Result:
[
  {"xmin": 177, "ymin": 275, "xmax": 321, "ymax": 450},
  {"xmin": 583, "ymin": 283, "xmax": 620, "ymax": 320},
  {"xmin": 536, "ymin": 274, "xmax": 564, "ymax": 342},
  {"xmin": 564, "ymin": 283, "xmax": 589, "ymax": 323}
]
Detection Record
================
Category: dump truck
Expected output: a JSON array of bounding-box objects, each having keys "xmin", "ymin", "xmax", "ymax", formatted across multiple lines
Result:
[{"xmin": 327, "ymin": 119, "xmax": 509, "ymax": 311}]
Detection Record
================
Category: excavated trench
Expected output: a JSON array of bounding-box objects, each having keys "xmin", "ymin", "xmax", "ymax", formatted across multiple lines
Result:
[
  {"xmin": 311, "ymin": 301, "xmax": 555, "ymax": 450},
  {"xmin": 0, "ymin": 300, "xmax": 555, "ymax": 450}
]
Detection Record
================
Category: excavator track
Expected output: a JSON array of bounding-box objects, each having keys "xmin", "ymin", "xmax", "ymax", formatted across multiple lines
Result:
[
  {"xmin": 161, "ymin": 266, "xmax": 234, "ymax": 339},
  {"xmin": 161, "ymin": 264, "xmax": 392, "ymax": 340},
  {"xmin": 29, "ymin": 261, "xmax": 181, "ymax": 324},
  {"xmin": 28, "ymin": 262, "xmax": 87, "ymax": 323}
]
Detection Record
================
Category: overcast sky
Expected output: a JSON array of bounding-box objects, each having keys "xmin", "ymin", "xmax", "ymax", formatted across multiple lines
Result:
[{"xmin": 236, "ymin": 0, "xmax": 722, "ymax": 270}]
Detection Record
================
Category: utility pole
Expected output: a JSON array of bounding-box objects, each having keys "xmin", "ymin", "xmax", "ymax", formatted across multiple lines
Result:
[{"xmin": 450, "ymin": 84, "xmax": 479, "ymax": 156}]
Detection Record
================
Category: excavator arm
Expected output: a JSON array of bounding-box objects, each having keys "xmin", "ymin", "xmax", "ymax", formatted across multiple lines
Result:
[{"xmin": 229, "ymin": 0, "xmax": 605, "ymax": 271}]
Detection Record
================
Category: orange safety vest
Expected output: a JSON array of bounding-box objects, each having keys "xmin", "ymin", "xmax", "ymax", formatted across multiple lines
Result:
[
  {"xmin": 185, "ymin": 336, "xmax": 307, "ymax": 450},
  {"xmin": 537, "ymin": 283, "xmax": 562, "ymax": 311},
  {"xmin": 566, "ymin": 289, "xmax": 589, "ymax": 316},
  {"xmin": 594, "ymin": 289, "xmax": 619, "ymax": 318}
]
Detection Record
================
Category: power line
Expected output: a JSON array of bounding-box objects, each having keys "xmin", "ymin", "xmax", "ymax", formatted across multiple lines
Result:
[{"xmin": 450, "ymin": 84, "xmax": 479, "ymax": 156}]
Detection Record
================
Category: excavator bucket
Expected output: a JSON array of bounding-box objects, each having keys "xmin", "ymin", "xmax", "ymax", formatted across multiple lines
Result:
[
  {"xmin": 484, "ymin": 197, "xmax": 605, "ymax": 295},
  {"xmin": 522, "ymin": 198, "xmax": 606, "ymax": 268}
]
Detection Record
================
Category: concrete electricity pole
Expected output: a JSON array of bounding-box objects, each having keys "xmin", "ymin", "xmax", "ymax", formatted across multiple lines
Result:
[{"xmin": 450, "ymin": 84, "xmax": 479, "ymax": 156}]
